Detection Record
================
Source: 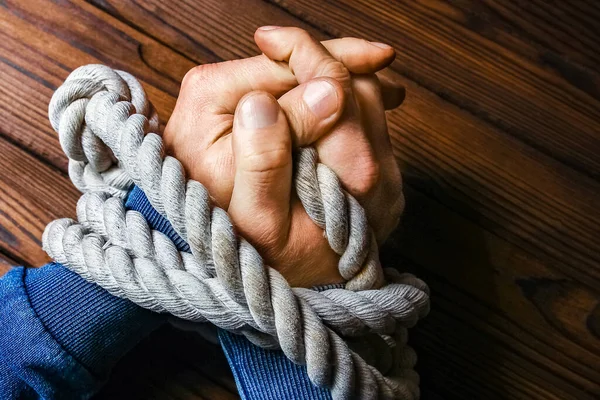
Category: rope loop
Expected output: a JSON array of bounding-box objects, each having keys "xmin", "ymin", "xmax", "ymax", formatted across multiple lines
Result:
[{"xmin": 43, "ymin": 64, "xmax": 430, "ymax": 399}]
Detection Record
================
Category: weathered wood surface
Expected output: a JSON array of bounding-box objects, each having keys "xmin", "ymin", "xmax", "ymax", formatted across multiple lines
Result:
[{"xmin": 0, "ymin": 0, "xmax": 598, "ymax": 398}]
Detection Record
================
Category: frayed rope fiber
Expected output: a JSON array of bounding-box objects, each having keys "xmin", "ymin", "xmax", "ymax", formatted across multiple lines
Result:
[{"xmin": 42, "ymin": 65, "xmax": 430, "ymax": 400}]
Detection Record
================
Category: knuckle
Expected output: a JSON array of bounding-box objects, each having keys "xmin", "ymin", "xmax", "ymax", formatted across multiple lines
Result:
[
  {"xmin": 291, "ymin": 27, "xmax": 314, "ymax": 42},
  {"xmin": 359, "ymin": 38, "xmax": 372, "ymax": 48},
  {"xmin": 283, "ymin": 108, "xmax": 302, "ymax": 135},
  {"xmin": 249, "ymin": 220, "xmax": 285, "ymax": 258},
  {"xmin": 282, "ymin": 102, "xmax": 312, "ymax": 144},
  {"xmin": 181, "ymin": 64, "xmax": 209, "ymax": 89},
  {"xmin": 242, "ymin": 145, "xmax": 290, "ymax": 175},
  {"xmin": 379, "ymin": 189, "xmax": 405, "ymax": 241},
  {"xmin": 208, "ymin": 150, "xmax": 235, "ymax": 180},
  {"xmin": 393, "ymin": 190, "xmax": 405, "ymax": 219},
  {"xmin": 364, "ymin": 74, "xmax": 382, "ymax": 90},
  {"xmin": 316, "ymin": 60, "xmax": 351, "ymax": 88},
  {"xmin": 180, "ymin": 64, "xmax": 225, "ymax": 113},
  {"xmin": 350, "ymin": 156, "xmax": 380, "ymax": 198}
]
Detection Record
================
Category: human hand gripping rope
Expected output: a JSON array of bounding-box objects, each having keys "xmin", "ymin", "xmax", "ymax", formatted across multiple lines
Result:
[{"xmin": 42, "ymin": 65, "xmax": 430, "ymax": 400}]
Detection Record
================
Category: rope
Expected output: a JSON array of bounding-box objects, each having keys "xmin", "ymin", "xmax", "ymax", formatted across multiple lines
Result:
[{"xmin": 43, "ymin": 64, "xmax": 430, "ymax": 399}]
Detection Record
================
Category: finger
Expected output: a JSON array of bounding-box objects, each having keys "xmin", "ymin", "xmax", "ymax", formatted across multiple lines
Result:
[
  {"xmin": 322, "ymin": 37, "xmax": 396, "ymax": 74},
  {"xmin": 256, "ymin": 26, "xmax": 380, "ymax": 199},
  {"xmin": 200, "ymin": 76, "xmax": 400, "ymax": 210},
  {"xmin": 254, "ymin": 26, "xmax": 353, "ymax": 89},
  {"xmin": 352, "ymin": 74, "xmax": 404, "ymax": 241},
  {"xmin": 181, "ymin": 35, "xmax": 396, "ymax": 116},
  {"xmin": 278, "ymin": 77, "xmax": 345, "ymax": 146},
  {"xmin": 376, "ymin": 70, "xmax": 406, "ymax": 110},
  {"xmin": 174, "ymin": 76, "xmax": 345, "ymax": 210},
  {"xmin": 228, "ymin": 91, "xmax": 292, "ymax": 247},
  {"xmin": 352, "ymin": 75, "xmax": 392, "ymax": 165},
  {"xmin": 180, "ymin": 56, "xmax": 297, "ymax": 115},
  {"xmin": 177, "ymin": 42, "xmax": 394, "ymax": 150}
]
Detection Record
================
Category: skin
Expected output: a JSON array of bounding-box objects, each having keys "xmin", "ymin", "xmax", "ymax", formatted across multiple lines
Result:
[{"xmin": 163, "ymin": 27, "xmax": 405, "ymax": 288}]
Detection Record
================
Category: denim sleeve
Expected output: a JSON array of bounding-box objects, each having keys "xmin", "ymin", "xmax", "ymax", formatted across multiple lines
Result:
[
  {"xmin": 0, "ymin": 185, "xmax": 333, "ymax": 399},
  {"xmin": 218, "ymin": 330, "xmax": 332, "ymax": 400},
  {"xmin": 0, "ymin": 264, "xmax": 164, "ymax": 399}
]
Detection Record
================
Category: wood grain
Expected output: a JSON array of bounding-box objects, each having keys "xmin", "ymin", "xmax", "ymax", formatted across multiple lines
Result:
[
  {"xmin": 431, "ymin": 0, "xmax": 600, "ymax": 80},
  {"xmin": 272, "ymin": 0, "xmax": 600, "ymax": 179},
  {"xmin": 265, "ymin": 0, "xmax": 600, "ymax": 283},
  {"xmin": 0, "ymin": 0, "xmax": 598, "ymax": 399},
  {"xmin": 0, "ymin": 252, "xmax": 18, "ymax": 276},
  {"xmin": 0, "ymin": 0, "xmax": 197, "ymax": 170},
  {"xmin": 0, "ymin": 137, "xmax": 78, "ymax": 266}
]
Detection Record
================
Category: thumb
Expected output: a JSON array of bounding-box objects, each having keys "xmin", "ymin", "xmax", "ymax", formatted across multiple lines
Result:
[{"xmin": 228, "ymin": 91, "xmax": 292, "ymax": 250}]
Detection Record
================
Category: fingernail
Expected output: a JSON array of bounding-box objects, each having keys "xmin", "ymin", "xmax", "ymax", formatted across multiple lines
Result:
[
  {"xmin": 239, "ymin": 93, "xmax": 279, "ymax": 129},
  {"xmin": 302, "ymin": 80, "xmax": 338, "ymax": 119},
  {"xmin": 258, "ymin": 25, "xmax": 281, "ymax": 31},
  {"xmin": 370, "ymin": 41, "xmax": 392, "ymax": 50}
]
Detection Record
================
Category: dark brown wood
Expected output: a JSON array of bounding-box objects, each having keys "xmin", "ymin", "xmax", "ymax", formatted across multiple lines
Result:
[
  {"xmin": 0, "ymin": 137, "xmax": 77, "ymax": 266},
  {"xmin": 0, "ymin": 252, "xmax": 18, "ymax": 276},
  {"xmin": 0, "ymin": 0, "xmax": 598, "ymax": 399},
  {"xmin": 275, "ymin": 0, "xmax": 600, "ymax": 178},
  {"xmin": 0, "ymin": 0, "xmax": 197, "ymax": 170}
]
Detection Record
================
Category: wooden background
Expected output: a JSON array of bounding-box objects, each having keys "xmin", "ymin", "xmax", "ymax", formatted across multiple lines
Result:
[{"xmin": 0, "ymin": 0, "xmax": 598, "ymax": 399}]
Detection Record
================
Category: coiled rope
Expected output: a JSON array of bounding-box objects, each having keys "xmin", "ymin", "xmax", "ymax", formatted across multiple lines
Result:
[{"xmin": 42, "ymin": 64, "xmax": 430, "ymax": 399}]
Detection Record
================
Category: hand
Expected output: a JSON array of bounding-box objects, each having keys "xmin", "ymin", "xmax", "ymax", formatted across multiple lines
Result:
[
  {"xmin": 254, "ymin": 27, "xmax": 405, "ymax": 244},
  {"xmin": 163, "ymin": 29, "xmax": 405, "ymax": 287}
]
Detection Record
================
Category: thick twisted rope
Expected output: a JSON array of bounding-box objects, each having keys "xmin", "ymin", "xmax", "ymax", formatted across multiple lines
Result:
[{"xmin": 43, "ymin": 64, "xmax": 429, "ymax": 399}]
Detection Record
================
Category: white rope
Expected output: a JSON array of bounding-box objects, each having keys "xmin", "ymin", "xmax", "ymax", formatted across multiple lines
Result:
[{"xmin": 43, "ymin": 64, "xmax": 429, "ymax": 399}]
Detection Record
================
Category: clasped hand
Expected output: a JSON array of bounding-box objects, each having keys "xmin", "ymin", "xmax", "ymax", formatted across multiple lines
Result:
[{"xmin": 164, "ymin": 27, "xmax": 405, "ymax": 288}]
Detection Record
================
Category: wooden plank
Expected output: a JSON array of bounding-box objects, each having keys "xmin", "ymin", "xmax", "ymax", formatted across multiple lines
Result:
[
  {"xmin": 0, "ymin": 0, "xmax": 199, "ymax": 171},
  {"xmin": 0, "ymin": 2, "xmax": 239, "ymax": 396},
  {"xmin": 81, "ymin": 0, "xmax": 600, "ymax": 398},
  {"xmin": 0, "ymin": 2, "xmax": 238, "ymax": 399},
  {"xmin": 0, "ymin": 252, "xmax": 18, "ymax": 276},
  {"xmin": 0, "ymin": 137, "xmax": 78, "ymax": 267},
  {"xmin": 265, "ymin": 0, "xmax": 600, "ymax": 284},
  {"xmin": 95, "ymin": 0, "xmax": 600, "ymax": 178},
  {"xmin": 431, "ymin": 0, "xmax": 600, "ymax": 75},
  {"xmin": 270, "ymin": 0, "xmax": 600, "ymax": 180},
  {"xmin": 0, "ymin": 2, "xmax": 239, "ymax": 397},
  {"xmin": 386, "ymin": 187, "xmax": 600, "ymax": 399},
  {"xmin": 91, "ymin": 0, "xmax": 322, "ymax": 61}
]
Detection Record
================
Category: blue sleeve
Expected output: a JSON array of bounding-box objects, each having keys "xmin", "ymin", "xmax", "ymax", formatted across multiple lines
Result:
[
  {"xmin": 0, "ymin": 263, "xmax": 164, "ymax": 399},
  {"xmin": 0, "ymin": 185, "xmax": 332, "ymax": 399},
  {"xmin": 218, "ymin": 331, "xmax": 331, "ymax": 400}
]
